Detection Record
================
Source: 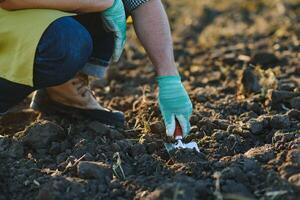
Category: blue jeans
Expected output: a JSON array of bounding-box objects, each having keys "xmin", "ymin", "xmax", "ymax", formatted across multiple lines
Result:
[{"xmin": 0, "ymin": 14, "xmax": 114, "ymax": 113}]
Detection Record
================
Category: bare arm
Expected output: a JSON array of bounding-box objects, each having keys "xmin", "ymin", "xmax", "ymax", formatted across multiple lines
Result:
[
  {"xmin": 131, "ymin": 0, "xmax": 177, "ymax": 76},
  {"xmin": 0, "ymin": 0, "xmax": 113, "ymax": 13}
]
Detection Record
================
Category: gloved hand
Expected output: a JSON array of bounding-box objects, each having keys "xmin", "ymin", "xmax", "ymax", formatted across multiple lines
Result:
[
  {"xmin": 157, "ymin": 76, "xmax": 193, "ymax": 137},
  {"xmin": 102, "ymin": 0, "xmax": 127, "ymax": 62}
]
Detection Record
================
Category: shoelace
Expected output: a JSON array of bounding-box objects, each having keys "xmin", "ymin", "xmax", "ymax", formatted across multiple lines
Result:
[{"xmin": 72, "ymin": 74, "xmax": 96, "ymax": 98}]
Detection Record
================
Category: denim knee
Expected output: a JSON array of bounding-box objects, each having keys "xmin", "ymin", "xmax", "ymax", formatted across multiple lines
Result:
[{"xmin": 33, "ymin": 16, "xmax": 93, "ymax": 89}]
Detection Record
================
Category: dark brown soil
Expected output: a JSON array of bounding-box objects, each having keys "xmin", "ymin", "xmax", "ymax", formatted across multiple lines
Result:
[{"xmin": 1, "ymin": 0, "xmax": 300, "ymax": 199}]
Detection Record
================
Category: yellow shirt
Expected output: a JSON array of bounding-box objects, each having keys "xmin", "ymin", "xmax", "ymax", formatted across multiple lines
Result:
[{"xmin": 0, "ymin": 8, "xmax": 72, "ymax": 86}]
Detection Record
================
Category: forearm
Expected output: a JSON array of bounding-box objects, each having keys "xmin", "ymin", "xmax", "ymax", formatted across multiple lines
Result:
[
  {"xmin": 131, "ymin": 0, "xmax": 178, "ymax": 76},
  {"xmin": 0, "ymin": 0, "xmax": 113, "ymax": 12}
]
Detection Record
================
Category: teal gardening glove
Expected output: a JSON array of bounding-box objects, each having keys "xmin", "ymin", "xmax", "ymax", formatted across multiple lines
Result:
[
  {"xmin": 157, "ymin": 76, "xmax": 193, "ymax": 137},
  {"xmin": 102, "ymin": 0, "xmax": 127, "ymax": 62}
]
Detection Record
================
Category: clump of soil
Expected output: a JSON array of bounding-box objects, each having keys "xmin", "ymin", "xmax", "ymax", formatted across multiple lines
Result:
[{"xmin": 1, "ymin": 0, "xmax": 300, "ymax": 199}]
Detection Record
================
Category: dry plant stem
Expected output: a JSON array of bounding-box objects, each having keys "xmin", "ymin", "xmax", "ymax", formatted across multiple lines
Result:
[
  {"xmin": 112, "ymin": 152, "xmax": 126, "ymax": 179},
  {"xmin": 63, "ymin": 154, "xmax": 86, "ymax": 173},
  {"xmin": 213, "ymin": 171, "xmax": 223, "ymax": 200}
]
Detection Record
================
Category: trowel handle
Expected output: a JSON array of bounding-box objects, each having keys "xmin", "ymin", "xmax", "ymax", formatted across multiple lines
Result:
[{"xmin": 174, "ymin": 119, "xmax": 183, "ymax": 138}]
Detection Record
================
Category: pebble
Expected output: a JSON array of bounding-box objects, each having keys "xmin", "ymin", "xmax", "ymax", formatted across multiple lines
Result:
[
  {"xmin": 272, "ymin": 130, "xmax": 296, "ymax": 144},
  {"xmin": 246, "ymin": 118, "xmax": 264, "ymax": 135},
  {"xmin": 288, "ymin": 173, "xmax": 300, "ymax": 187},
  {"xmin": 240, "ymin": 65, "xmax": 261, "ymax": 94},
  {"xmin": 244, "ymin": 144, "xmax": 275, "ymax": 163},
  {"xmin": 251, "ymin": 52, "xmax": 280, "ymax": 68},
  {"xmin": 287, "ymin": 109, "xmax": 300, "ymax": 121},
  {"xmin": 87, "ymin": 121, "xmax": 110, "ymax": 135},
  {"xmin": 22, "ymin": 121, "xmax": 64, "ymax": 150},
  {"xmin": 269, "ymin": 114, "xmax": 290, "ymax": 129},
  {"xmin": 77, "ymin": 161, "xmax": 112, "ymax": 181},
  {"xmin": 150, "ymin": 121, "xmax": 165, "ymax": 134},
  {"xmin": 289, "ymin": 96, "xmax": 300, "ymax": 109}
]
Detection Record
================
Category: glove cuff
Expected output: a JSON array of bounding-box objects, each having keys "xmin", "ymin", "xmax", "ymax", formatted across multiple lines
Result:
[
  {"xmin": 105, "ymin": 0, "xmax": 118, "ymax": 12},
  {"xmin": 156, "ymin": 75, "xmax": 181, "ymax": 85}
]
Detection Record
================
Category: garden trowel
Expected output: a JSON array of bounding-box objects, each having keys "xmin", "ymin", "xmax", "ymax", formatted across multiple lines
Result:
[{"xmin": 164, "ymin": 119, "xmax": 200, "ymax": 153}]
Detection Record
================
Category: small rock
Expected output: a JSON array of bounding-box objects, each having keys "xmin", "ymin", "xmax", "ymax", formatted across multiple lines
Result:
[
  {"xmin": 146, "ymin": 142, "xmax": 157, "ymax": 154},
  {"xmin": 87, "ymin": 121, "xmax": 110, "ymax": 135},
  {"xmin": 108, "ymin": 129, "xmax": 124, "ymax": 140},
  {"xmin": 213, "ymin": 119, "xmax": 230, "ymax": 130},
  {"xmin": 244, "ymin": 144, "xmax": 275, "ymax": 163},
  {"xmin": 289, "ymin": 96, "xmax": 300, "ymax": 109},
  {"xmin": 286, "ymin": 149, "xmax": 300, "ymax": 166},
  {"xmin": 221, "ymin": 166, "xmax": 247, "ymax": 183},
  {"xmin": 115, "ymin": 140, "xmax": 132, "ymax": 151},
  {"xmin": 240, "ymin": 65, "xmax": 261, "ymax": 94},
  {"xmin": 279, "ymin": 163, "xmax": 300, "ymax": 179},
  {"xmin": 246, "ymin": 118, "xmax": 264, "ymax": 135},
  {"xmin": 288, "ymin": 173, "xmax": 300, "ymax": 187},
  {"xmin": 246, "ymin": 102, "xmax": 262, "ymax": 114},
  {"xmin": 197, "ymin": 94, "xmax": 208, "ymax": 103},
  {"xmin": 241, "ymin": 157, "xmax": 260, "ymax": 172},
  {"xmin": 111, "ymin": 143, "xmax": 122, "ymax": 152},
  {"xmin": 279, "ymin": 82, "xmax": 297, "ymax": 91},
  {"xmin": 22, "ymin": 121, "xmax": 64, "ymax": 150},
  {"xmin": 77, "ymin": 161, "xmax": 112, "ymax": 181},
  {"xmin": 0, "ymin": 109, "xmax": 39, "ymax": 134},
  {"xmin": 267, "ymin": 90, "xmax": 299, "ymax": 103},
  {"xmin": 272, "ymin": 130, "xmax": 296, "ymax": 144},
  {"xmin": 251, "ymin": 52, "xmax": 280, "ymax": 68},
  {"xmin": 240, "ymin": 111, "xmax": 258, "ymax": 122},
  {"xmin": 269, "ymin": 114, "xmax": 290, "ymax": 129},
  {"xmin": 186, "ymin": 130, "xmax": 205, "ymax": 141},
  {"xmin": 150, "ymin": 121, "xmax": 165, "ymax": 134},
  {"xmin": 287, "ymin": 109, "xmax": 300, "ymax": 121},
  {"xmin": 212, "ymin": 130, "xmax": 228, "ymax": 141},
  {"xmin": 37, "ymin": 177, "xmax": 86, "ymax": 200},
  {"xmin": 190, "ymin": 115, "xmax": 199, "ymax": 125},
  {"xmin": 222, "ymin": 53, "xmax": 236, "ymax": 65},
  {"xmin": 267, "ymin": 90, "xmax": 300, "ymax": 109}
]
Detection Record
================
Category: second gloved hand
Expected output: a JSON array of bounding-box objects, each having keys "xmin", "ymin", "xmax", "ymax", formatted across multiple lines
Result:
[
  {"xmin": 157, "ymin": 76, "xmax": 193, "ymax": 137},
  {"xmin": 102, "ymin": 0, "xmax": 127, "ymax": 62}
]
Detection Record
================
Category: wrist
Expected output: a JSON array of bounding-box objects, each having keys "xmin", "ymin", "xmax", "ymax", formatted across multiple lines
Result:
[
  {"xmin": 156, "ymin": 63, "xmax": 178, "ymax": 76},
  {"xmin": 156, "ymin": 75, "xmax": 181, "ymax": 88}
]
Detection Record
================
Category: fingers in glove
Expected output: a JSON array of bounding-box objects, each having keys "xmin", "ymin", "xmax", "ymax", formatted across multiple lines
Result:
[
  {"xmin": 112, "ymin": 37, "xmax": 126, "ymax": 61},
  {"xmin": 176, "ymin": 114, "xmax": 191, "ymax": 137},
  {"xmin": 164, "ymin": 113, "xmax": 176, "ymax": 137}
]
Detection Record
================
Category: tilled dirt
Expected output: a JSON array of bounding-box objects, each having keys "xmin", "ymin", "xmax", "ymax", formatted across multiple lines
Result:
[{"xmin": 1, "ymin": 0, "xmax": 300, "ymax": 199}]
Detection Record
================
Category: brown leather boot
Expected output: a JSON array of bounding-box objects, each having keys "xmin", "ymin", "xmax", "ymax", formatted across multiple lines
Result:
[{"xmin": 30, "ymin": 73, "xmax": 125, "ymax": 128}]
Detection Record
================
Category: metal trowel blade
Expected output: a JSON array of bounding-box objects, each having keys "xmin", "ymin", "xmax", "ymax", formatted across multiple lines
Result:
[
  {"xmin": 164, "ymin": 140, "xmax": 200, "ymax": 154},
  {"xmin": 164, "ymin": 119, "xmax": 200, "ymax": 154}
]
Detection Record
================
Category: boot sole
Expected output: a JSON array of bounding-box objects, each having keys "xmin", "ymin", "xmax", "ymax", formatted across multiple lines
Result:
[{"xmin": 30, "ymin": 92, "xmax": 125, "ymax": 128}]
